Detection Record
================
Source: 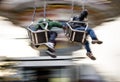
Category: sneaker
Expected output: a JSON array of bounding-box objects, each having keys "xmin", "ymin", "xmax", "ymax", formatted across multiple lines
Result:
[
  {"xmin": 47, "ymin": 48, "xmax": 55, "ymax": 52},
  {"xmin": 46, "ymin": 50, "xmax": 56, "ymax": 58},
  {"xmin": 45, "ymin": 42, "xmax": 55, "ymax": 52},
  {"xmin": 92, "ymin": 40, "xmax": 103, "ymax": 44},
  {"xmin": 86, "ymin": 52, "xmax": 96, "ymax": 60}
]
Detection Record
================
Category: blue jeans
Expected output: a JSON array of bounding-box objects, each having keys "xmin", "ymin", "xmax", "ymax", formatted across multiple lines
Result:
[
  {"xmin": 48, "ymin": 31, "xmax": 58, "ymax": 45},
  {"xmin": 75, "ymin": 26, "xmax": 98, "ymax": 40},
  {"xmin": 75, "ymin": 26, "xmax": 98, "ymax": 53}
]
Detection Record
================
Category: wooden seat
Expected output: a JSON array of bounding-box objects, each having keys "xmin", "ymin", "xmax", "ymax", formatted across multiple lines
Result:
[
  {"xmin": 66, "ymin": 21, "xmax": 88, "ymax": 43},
  {"xmin": 27, "ymin": 23, "xmax": 49, "ymax": 46}
]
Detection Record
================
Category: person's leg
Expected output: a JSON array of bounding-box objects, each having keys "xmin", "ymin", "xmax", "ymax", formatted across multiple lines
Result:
[
  {"xmin": 48, "ymin": 31, "xmax": 58, "ymax": 45},
  {"xmin": 46, "ymin": 48, "xmax": 56, "ymax": 58},
  {"xmin": 84, "ymin": 40, "xmax": 96, "ymax": 60},
  {"xmin": 45, "ymin": 31, "xmax": 57, "ymax": 52},
  {"xmin": 84, "ymin": 40, "xmax": 92, "ymax": 53},
  {"xmin": 74, "ymin": 27, "xmax": 96, "ymax": 60},
  {"xmin": 86, "ymin": 27, "xmax": 103, "ymax": 44},
  {"xmin": 45, "ymin": 31, "xmax": 58, "ymax": 58},
  {"xmin": 86, "ymin": 27, "xmax": 97, "ymax": 40}
]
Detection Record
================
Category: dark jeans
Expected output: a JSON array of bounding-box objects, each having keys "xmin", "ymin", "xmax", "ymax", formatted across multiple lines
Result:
[
  {"xmin": 48, "ymin": 31, "xmax": 58, "ymax": 45},
  {"xmin": 75, "ymin": 26, "xmax": 98, "ymax": 53},
  {"xmin": 75, "ymin": 26, "xmax": 98, "ymax": 40}
]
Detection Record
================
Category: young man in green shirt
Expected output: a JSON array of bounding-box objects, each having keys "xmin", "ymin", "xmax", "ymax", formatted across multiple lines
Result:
[{"xmin": 35, "ymin": 18, "xmax": 66, "ymax": 58}]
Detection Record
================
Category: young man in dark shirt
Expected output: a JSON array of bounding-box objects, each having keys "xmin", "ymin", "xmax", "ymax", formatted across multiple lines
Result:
[{"xmin": 72, "ymin": 9, "xmax": 103, "ymax": 60}]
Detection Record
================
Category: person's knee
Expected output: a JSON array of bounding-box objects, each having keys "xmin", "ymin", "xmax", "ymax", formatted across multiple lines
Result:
[
  {"xmin": 51, "ymin": 31, "xmax": 58, "ymax": 37},
  {"xmin": 84, "ymin": 40, "xmax": 89, "ymax": 45}
]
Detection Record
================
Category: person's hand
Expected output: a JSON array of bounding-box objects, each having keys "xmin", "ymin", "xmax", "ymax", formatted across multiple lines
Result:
[
  {"xmin": 84, "ymin": 18, "xmax": 88, "ymax": 22},
  {"xmin": 62, "ymin": 25, "xmax": 67, "ymax": 33},
  {"xmin": 63, "ymin": 24, "xmax": 67, "ymax": 29}
]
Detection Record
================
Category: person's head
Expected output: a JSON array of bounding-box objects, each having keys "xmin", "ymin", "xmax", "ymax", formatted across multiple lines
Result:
[
  {"xmin": 79, "ymin": 9, "xmax": 88, "ymax": 21},
  {"xmin": 82, "ymin": 9, "xmax": 88, "ymax": 18}
]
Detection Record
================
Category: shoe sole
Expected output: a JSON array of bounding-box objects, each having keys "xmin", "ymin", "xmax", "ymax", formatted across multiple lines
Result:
[
  {"xmin": 46, "ymin": 51, "xmax": 56, "ymax": 58},
  {"xmin": 97, "ymin": 42, "xmax": 103, "ymax": 44},
  {"xmin": 92, "ymin": 41, "xmax": 103, "ymax": 44},
  {"xmin": 86, "ymin": 54, "xmax": 96, "ymax": 60},
  {"xmin": 44, "ymin": 44, "xmax": 55, "ymax": 52},
  {"xmin": 48, "ymin": 47, "xmax": 55, "ymax": 52}
]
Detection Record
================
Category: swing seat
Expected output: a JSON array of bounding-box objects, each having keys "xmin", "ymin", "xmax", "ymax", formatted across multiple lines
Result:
[
  {"xmin": 27, "ymin": 24, "xmax": 49, "ymax": 46},
  {"xmin": 66, "ymin": 21, "xmax": 88, "ymax": 43}
]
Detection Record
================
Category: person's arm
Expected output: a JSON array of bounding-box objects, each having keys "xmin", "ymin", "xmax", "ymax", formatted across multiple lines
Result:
[
  {"xmin": 48, "ymin": 21, "xmax": 63, "ymax": 30},
  {"xmin": 34, "ymin": 23, "xmax": 45, "ymax": 30}
]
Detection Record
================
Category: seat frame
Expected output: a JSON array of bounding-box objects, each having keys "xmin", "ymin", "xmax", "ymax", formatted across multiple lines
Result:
[
  {"xmin": 27, "ymin": 22, "xmax": 49, "ymax": 46},
  {"xmin": 65, "ymin": 21, "xmax": 88, "ymax": 43}
]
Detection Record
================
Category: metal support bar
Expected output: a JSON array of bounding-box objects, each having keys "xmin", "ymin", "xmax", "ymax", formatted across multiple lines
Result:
[{"xmin": 44, "ymin": 0, "xmax": 47, "ymax": 20}]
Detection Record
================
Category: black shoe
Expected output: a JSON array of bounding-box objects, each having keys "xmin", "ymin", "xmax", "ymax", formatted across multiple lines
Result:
[
  {"xmin": 46, "ymin": 50, "xmax": 56, "ymax": 58},
  {"xmin": 86, "ymin": 52, "xmax": 96, "ymax": 60},
  {"xmin": 48, "ymin": 48, "xmax": 55, "ymax": 52},
  {"xmin": 92, "ymin": 40, "xmax": 103, "ymax": 44},
  {"xmin": 45, "ymin": 42, "xmax": 55, "ymax": 52}
]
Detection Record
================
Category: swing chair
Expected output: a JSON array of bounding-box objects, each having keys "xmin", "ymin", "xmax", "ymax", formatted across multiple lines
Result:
[
  {"xmin": 27, "ymin": 0, "xmax": 73, "ymax": 50},
  {"xmin": 66, "ymin": 21, "xmax": 88, "ymax": 43},
  {"xmin": 27, "ymin": 22, "xmax": 49, "ymax": 46},
  {"xmin": 65, "ymin": 0, "xmax": 88, "ymax": 44},
  {"xmin": 27, "ymin": 0, "xmax": 50, "ymax": 48},
  {"xmin": 27, "ymin": 0, "xmax": 88, "ymax": 50}
]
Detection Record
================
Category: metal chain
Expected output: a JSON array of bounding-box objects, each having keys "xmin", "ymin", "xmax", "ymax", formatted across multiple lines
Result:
[
  {"xmin": 43, "ymin": 0, "xmax": 47, "ymax": 20},
  {"xmin": 82, "ymin": 0, "xmax": 87, "ymax": 10},
  {"xmin": 71, "ymin": 0, "xmax": 74, "ymax": 18},
  {"xmin": 31, "ymin": 0, "xmax": 37, "ymax": 24}
]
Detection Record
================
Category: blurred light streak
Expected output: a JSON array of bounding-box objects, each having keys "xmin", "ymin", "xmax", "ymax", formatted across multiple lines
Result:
[
  {"xmin": 74, "ymin": 17, "xmax": 120, "ymax": 82},
  {"xmin": 0, "ymin": 16, "xmax": 39, "ymax": 57}
]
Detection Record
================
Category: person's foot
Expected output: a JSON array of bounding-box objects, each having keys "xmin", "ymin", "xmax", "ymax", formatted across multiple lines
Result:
[
  {"xmin": 86, "ymin": 52, "xmax": 96, "ymax": 60},
  {"xmin": 46, "ymin": 50, "xmax": 56, "ymax": 58},
  {"xmin": 92, "ymin": 40, "xmax": 103, "ymax": 44},
  {"xmin": 45, "ymin": 42, "xmax": 55, "ymax": 52}
]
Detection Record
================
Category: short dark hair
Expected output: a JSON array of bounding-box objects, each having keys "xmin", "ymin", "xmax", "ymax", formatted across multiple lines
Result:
[{"xmin": 79, "ymin": 9, "xmax": 88, "ymax": 21}]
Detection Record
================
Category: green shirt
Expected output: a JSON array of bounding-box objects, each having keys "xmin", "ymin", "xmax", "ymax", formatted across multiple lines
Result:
[{"xmin": 36, "ymin": 19, "xmax": 63, "ymax": 30}]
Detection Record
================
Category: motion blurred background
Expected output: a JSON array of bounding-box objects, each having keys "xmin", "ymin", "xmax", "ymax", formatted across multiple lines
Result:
[
  {"xmin": 0, "ymin": 0, "xmax": 120, "ymax": 82},
  {"xmin": 0, "ymin": 0, "xmax": 120, "ymax": 27}
]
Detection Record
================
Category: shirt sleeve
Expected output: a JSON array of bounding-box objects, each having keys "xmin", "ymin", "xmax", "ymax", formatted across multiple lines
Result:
[{"xmin": 48, "ymin": 21, "xmax": 63, "ymax": 29}]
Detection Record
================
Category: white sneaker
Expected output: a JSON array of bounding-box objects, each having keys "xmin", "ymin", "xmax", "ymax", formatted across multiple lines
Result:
[{"xmin": 45, "ymin": 42, "xmax": 55, "ymax": 51}]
